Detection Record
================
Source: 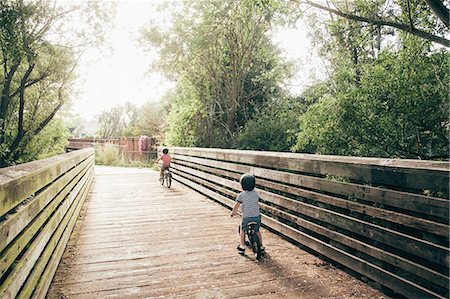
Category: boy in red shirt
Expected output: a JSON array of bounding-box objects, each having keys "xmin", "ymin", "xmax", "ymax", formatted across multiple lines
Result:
[{"xmin": 156, "ymin": 148, "xmax": 171, "ymax": 181}]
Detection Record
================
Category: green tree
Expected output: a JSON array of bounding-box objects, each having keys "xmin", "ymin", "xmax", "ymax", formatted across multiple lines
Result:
[
  {"xmin": 0, "ymin": 0, "xmax": 111, "ymax": 166},
  {"xmin": 141, "ymin": 0, "xmax": 290, "ymax": 147},
  {"xmin": 97, "ymin": 102, "xmax": 138, "ymax": 138},
  {"xmin": 294, "ymin": 38, "xmax": 448, "ymax": 159},
  {"xmin": 298, "ymin": 0, "xmax": 449, "ymax": 47},
  {"xmin": 0, "ymin": 1, "xmax": 72, "ymax": 166},
  {"xmin": 97, "ymin": 105, "xmax": 125, "ymax": 138},
  {"xmin": 236, "ymin": 97, "xmax": 305, "ymax": 151},
  {"xmin": 134, "ymin": 100, "xmax": 169, "ymax": 140},
  {"xmin": 289, "ymin": 0, "xmax": 448, "ymax": 159},
  {"xmin": 25, "ymin": 118, "xmax": 70, "ymax": 162},
  {"xmin": 164, "ymin": 80, "xmax": 208, "ymax": 147}
]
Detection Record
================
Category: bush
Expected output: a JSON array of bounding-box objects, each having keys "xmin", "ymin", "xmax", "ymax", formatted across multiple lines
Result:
[
  {"xmin": 95, "ymin": 144, "xmax": 125, "ymax": 166},
  {"xmin": 236, "ymin": 98, "xmax": 305, "ymax": 152},
  {"xmin": 293, "ymin": 42, "xmax": 449, "ymax": 159}
]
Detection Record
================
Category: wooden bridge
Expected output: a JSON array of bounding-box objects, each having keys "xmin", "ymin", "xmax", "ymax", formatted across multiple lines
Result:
[
  {"xmin": 0, "ymin": 148, "xmax": 448, "ymax": 298},
  {"xmin": 46, "ymin": 166, "xmax": 383, "ymax": 298}
]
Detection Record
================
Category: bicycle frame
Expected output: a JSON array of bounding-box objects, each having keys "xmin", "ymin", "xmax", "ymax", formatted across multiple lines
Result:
[
  {"xmin": 160, "ymin": 167, "xmax": 172, "ymax": 188},
  {"xmin": 237, "ymin": 218, "xmax": 263, "ymax": 261}
]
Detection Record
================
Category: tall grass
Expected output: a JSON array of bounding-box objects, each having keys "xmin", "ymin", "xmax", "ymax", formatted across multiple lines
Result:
[
  {"xmin": 95, "ymin": 143, "xmax": 125, "ymax": 166},
  {"xmin": 94, "ymin": 143, "xmax": 153, "ymax": 167}
]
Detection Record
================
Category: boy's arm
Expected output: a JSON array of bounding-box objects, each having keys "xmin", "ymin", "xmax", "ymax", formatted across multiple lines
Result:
[{"xmin": 230, "ymin": 201, "xmax": 241, "ymax": 217}]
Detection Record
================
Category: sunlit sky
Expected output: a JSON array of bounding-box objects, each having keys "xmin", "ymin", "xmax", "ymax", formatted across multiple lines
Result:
[{"xmin": 70, "ymin": 1, "xmax": 324, "ymax": 121}]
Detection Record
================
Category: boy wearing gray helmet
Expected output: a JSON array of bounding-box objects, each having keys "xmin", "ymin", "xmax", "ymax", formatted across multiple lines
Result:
[{"xmin": 231, "ymin": 173, "xmax": 264, "ymax": 254}]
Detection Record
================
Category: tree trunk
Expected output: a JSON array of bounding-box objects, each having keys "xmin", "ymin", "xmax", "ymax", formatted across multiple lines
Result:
[
  {"xmin": 0, "ymin": 59, "xmax": 22, "ymax": 144},
  {"xmin": 8, "ymin": 63, "xmax": 35, "ymax": 158}
]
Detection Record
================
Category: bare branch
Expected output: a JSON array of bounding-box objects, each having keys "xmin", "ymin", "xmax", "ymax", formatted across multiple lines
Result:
[
  {"xmin": 9, "ymin": 71, "xmax": 51, "ymax": 98},
  {"xmin": 33, "ymin": 100, "xmax": 63, "ymax": 136},
  {"xmin": 406, "ymin": 0, "xmax": 414, "ymax": 30},
  {"xmin": 304, "ymin": 0, "xmax": 450, "ymax": 47}
]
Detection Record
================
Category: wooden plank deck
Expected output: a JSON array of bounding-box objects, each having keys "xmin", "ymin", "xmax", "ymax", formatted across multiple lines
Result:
[{"xmin": 47, "ymin": 166, "xmax": 387, "ymax": 298}]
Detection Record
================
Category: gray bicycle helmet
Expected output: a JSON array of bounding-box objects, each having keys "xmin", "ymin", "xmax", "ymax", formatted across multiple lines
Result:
[{"xmin": 240, "ymin": 173, "xmax": 255, "ymax": 191}]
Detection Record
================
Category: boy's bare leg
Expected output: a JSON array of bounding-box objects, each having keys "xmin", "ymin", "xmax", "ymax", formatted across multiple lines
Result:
[{"xmin": 240, "ymin": 226, "xmax": 246, "ymax": 247}]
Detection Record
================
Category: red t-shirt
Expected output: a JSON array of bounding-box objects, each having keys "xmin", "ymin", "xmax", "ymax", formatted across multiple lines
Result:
[{"xmin": 160, "ymin": 154, "xmax": 171, "ymax": 167}]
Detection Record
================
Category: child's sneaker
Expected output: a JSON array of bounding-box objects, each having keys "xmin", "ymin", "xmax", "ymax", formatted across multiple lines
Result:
[
  {"xmin": 261, "ymin": 246, "xmax": 266, "ymax": 254},
  {"xmin": 237, "ymin": 245, "xmax": 245, "ymax": 255}
]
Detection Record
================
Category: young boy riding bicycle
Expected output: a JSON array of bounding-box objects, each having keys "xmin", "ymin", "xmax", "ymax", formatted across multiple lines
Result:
[
  {"xmin": 156, "ymin": 148, "xmax": 171, "ymax": 181},
  {"xmin": 230, "ymin": 173, "xmax": 264, "ymax": 254}
]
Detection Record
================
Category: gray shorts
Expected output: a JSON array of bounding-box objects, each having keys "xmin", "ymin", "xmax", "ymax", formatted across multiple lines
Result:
[{"xmin": 242, "ymin": 216, "xmax": 261, "ymax": 232}]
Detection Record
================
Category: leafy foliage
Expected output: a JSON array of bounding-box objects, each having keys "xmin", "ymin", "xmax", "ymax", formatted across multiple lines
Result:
[
  {"xmin": 96, "ymin": 101, "xmax": 167, "ymax": 140},
  {"xmin": 236, "ymin": 98, "xmax": 305, "ymax": 151},
  {"xmin": 25, "ymin": 118, "xmax": 70, "ymax": 161},
  {"xmin": 298, "ymin": 0, "xmax": 449, "ymax": 47},
  {"xmin": 133, "ymin": 99, "xmax": 169, "ymax": 139},
  {"xmin": 138, "ymin": 0, "xmax": 447, "ymax": 161},
  {"xmin": 0, "ymin": 0, "xmax": 111, "ymax": 167},
  {"xmin": 97, "ymin": 103, "xmax": 137, "ymax": 138},
  {"xmin": 165, "ymin": 81, "xmax": 207, "ymax": 147},
  {"xmin": 287, "ymin": 0, "xmax": 449, "ymax": 159},
  {"xmin": 142, "ymin": 0, "xmax": 290, "ymax": 148},
  {"xmin": 294, "ymin": 37, "xmax": 449, "ymax": 158}
]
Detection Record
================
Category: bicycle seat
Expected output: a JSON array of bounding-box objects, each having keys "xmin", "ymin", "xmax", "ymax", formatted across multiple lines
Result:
[{"xmin": 247, "ymin": 221, "xmax": 257, "ymax": 226}]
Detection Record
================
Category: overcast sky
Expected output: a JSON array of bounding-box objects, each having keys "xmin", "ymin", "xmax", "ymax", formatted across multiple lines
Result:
[{"xmin": 69, "ymin": 1, "xmax": 324, "ymax": 121}]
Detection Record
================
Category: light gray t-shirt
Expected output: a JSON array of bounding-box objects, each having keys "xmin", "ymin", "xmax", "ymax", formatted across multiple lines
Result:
[{"xmin": 237, "ymin": 190, "xmax": 260, "ymax": 218}]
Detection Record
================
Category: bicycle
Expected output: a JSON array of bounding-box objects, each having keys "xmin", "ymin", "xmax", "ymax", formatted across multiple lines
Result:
[
  {"xmin": 160, "ymin": 167, "xmax": 172, "ymax": 188},
  {"xmin": 235, "ymin": 214, "xmax": 264, "ymax": 261}
]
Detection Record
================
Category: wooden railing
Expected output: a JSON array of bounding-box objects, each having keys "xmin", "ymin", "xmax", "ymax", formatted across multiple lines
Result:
[
  {"xmin": 166, "ymin": 147, "xmax": 449, "ymax": 299},
  {"xmin": 0, "ymin": 148, "xmax": 94, "ymax": 299}
]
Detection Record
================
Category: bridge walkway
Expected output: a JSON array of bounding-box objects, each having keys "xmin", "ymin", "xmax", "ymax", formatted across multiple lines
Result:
[{"xmin": 47, "ymin": 166, "xmax": 386, "ymax": 298}]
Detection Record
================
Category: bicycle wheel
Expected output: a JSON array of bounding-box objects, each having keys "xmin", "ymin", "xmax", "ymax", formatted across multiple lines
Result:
[
  {"xmin": 249, "ymin": 233, "xmax": 262, "ymax": 261},
  {"xmin": 165, "ymin": 173, "xmax": 172, "ymax": 188}
]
